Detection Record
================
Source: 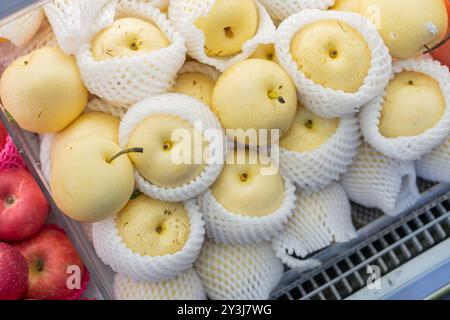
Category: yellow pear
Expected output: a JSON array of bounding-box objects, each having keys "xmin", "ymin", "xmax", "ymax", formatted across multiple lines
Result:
[
  {"xmin": 116, "ymin": 194, "xmax": 190, "ymax": 256},
  {"xmin": 212, "ymin": 59, "xmax": 297, "ymax": 146},
  {"xmin": 334, "ymin": 0, "xmax": 448, "ymax": 59},
  {"xmin": 249, "ymin": 44, "xmax": 278, "ymax": 62},
  {"xmin": 127, "ymin": 114, "xmax": 208, "ymax": 188},
  {"xmin": 280, "ymin": 106, "xmax": 339, "ymax": 153},
  {"xmin": 51, "ymin": 111, "xmax": 119, "ymax": 162},
  {"xmin": 51, "ymin": 136, "xmax": 135, "ymax": 222},
  {"xmin": 211, "ymin": 148, "xmax": 284, "ymax": 217},
  {"xmin": 194, "ymin": 0, "xmax": 259, "ymax": 57},
  {"xmin": 379, "ymin": 71, "xmax": 445, "ymax": 138},
  {"xmin": 0, "ymin": 47, "xmax": 88, "ymax": 133},
  {"xmin": 331, "ymin": 0, "xmax": 361, "ymax": 11},
  {"xmin": 290, "ymin": 20, "xmax": 371, "ymax": 93},
  {"xmin": 172, "ymin": 72, "xmax": 216, "ymax": 106},
  {"xmin": 92, "ymin": 17, "xmax": 170, "ymax": 61}
]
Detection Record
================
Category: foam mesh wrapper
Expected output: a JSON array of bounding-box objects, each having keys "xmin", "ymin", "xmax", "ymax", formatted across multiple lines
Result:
[
  {"xmin": 416, "ymin": 136, "xmax": 450, "ymax": 183},
  {"xmin": 44, "ymin": 0, "xmax": 116, "ymax": 55},
  {"xmin": 272, "ymin": 182, "xmax": 357, "ymax": 272},
  {"xmin": 178, "ymin": 60, "xmax": 221, "ymax": 81},
  {"xmin": 276, "ymin": 9, "xmax": 392, "ymax": 118},
  {"xmin": 341, "ymin": 144, "xmax": 420, "ymax": 216},
  {"xmin": 114, "ymin": 268, "xmax": 206, "ymax": 300},
  {"xmin": 0, "ymin": 7, "xmax": 45, "ymax": 47},
  {"xmin": 168, "ymin": 0, "xmax": 276, "ymax": 72},
  {"xmin": 119, "ymin": 93, "xmax": 226, "ymax": 202},
  {"xmin": 0, "ymin": 21, "xmax": 57, "ymax": 72},
  {"xmin": 279, "ymin": 114, "xmax": 361, "ymax": 192},
  {"xmin": 195, "ymin": 240, "xmax": 284, "ymax": 300},
  {"xmin": 76, "ymin": 0, "xmax": 187, "ymax": 108},
  {"xmin": 197, "ymin": 174, "xmax": 296, "ymax": 245},
  {"xmin": 93, "ymin": 199, "xmax": 205, "ymax": 282},
  {"xmin": 360, "ymin": 58, "xmax": 450, "ymax": 161},
  {"xmin": 258, "ymin": 0, "xmax": 334, "ymax": 22}
]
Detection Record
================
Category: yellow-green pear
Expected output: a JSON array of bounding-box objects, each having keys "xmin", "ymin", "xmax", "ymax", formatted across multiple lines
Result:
[
  {"xmin": 51, "ymin": 136, "xmax": 135, "ymax": 223},
  {"xmin": 172, "ymin": 73, "xmax": 216, "ymax": 106},
  {"xmin": 117, "ymin": 195, "xmax": 190, "ymax": 256},
  {"xmin": 92, "ymin": 17, "xmax": 170, "ymax": 61},
  {"xmin": 379, "ymin": 71, "xmax": 445, "ymax": 138},
  {"xmin": 194, "ymin": 0, "xmax": 259, "ymax": 57},
  {"xmin": 51, "ymin": 111, "xmax": 119, "ymax": 162},
  {"xmin": 290, "ymin": 20, "xmax": 372, "ymax": 93},
  {"xmin": 250, "ymin": 44, "xmax": 278, "ymax": 62},
  {"xmin": 212, "ymin": 59, "xmax": 297, "ymax": 146},
  {"xmin": 280, "ymin": 106, "xmax": 339, "ymax": 152},
  {"xmin": 0, "ymin": 47, "xmax": 88, "ymax": 133},
  {"xmin": 127, "ymin": 114, "xmax": 208, "ymax": 188},
  {"xmin": 334, "ymin": 0, "xmax": 448, "ymax": 59},
  {"xmin": 211, "ymin": 148, "xmax": 284, "ymax": 217}
]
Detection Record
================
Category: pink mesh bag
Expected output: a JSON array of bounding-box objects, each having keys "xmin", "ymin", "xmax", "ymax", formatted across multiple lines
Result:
[{"xmin": 0, "ymin": 136, "xmax": 26, "ymax": 170}]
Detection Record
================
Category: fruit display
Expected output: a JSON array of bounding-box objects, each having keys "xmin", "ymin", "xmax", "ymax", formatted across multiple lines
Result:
[{"xmin": 0, "ymin": 0, "xmax": 449, "ymax": 301}]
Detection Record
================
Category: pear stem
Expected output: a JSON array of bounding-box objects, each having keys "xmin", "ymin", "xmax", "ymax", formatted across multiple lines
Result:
[
  {"xmin": 130, "ymin": 190, "xmax": 143, "ymax": 200},
  {"xmin": 423, "ymin": 34, "xmax": 450, "ymax": 54},
  {"xmin": 268, "ymin": 92, "xmax": 286, "ymax": 104},
  {"xmin": 107, "ymin": 147, "xmax": 143, "ymax": 163}
]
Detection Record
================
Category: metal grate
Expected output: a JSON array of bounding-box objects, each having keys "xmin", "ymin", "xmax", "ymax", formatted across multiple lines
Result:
[{"xmin": 272, "ymin": 191, "xmax": 450, "ymax": 300}]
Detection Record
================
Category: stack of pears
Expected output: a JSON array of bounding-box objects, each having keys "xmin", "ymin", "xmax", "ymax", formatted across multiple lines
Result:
[{"xmin": 0, "ymin": 0, "xmax": 449, "ymax": 301}]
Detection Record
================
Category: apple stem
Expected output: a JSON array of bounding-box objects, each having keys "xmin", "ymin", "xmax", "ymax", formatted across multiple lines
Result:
[
  {"xmin": 36, "ymin": 259, "xmax": 44, "ymax": 272},
  {"xmin": 107, "ymin": 147, "xmax": 144, "ymax": 163},
  {"xmin": 5, "ymin": 196, "xmax": 15, "ymax": 205},
  {"xmin": 423, "ymin": 34, "xmax": 450, "ymax": 54}
]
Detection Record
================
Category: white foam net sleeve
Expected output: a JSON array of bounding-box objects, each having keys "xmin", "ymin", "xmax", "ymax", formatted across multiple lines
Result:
[
  {"xmin": 178, "ymin": 60, "xmax": 221, "ymax": 81},
  {"xmin": 44, "ymin": 0, "xmax": 116, "ymax": 55},
  {"xmin": 195, "ymin": 240, "xmax": 283, "ymax": 300},
  {"xmin": 279, "ymin": 114, "xmax": 361, "ymax": 192},
  {"xmin": 114, "ymin": 269, "xmax": 206, "ymax": 300},
  {"xmin": 93, "ymin": 199, "xmax": 205, "ymax": 282},
  {"xmin": 143, "ymin": 0, "xmax": 169, "ymax": 11},
  {"xmin": 168, "ymin": 0, "xmax": 276, "ymax": 72},
  {"xmin": 272, "ymin": 182, "xmax": 356, "ymax": 273},
  {"xmin": 119, "ymin": 93, "xmax": 226, "ymax": 202},
  {"xmin": 258, "ymin": 0, "xmax": 334, "ymax": 22},
  {"xmin": 77, "ymin": 0, "xmax": 187, "ymax": 108},
  {"xmin": 360, "ymin": 58, "xmax": 450, "ymax": 161},
  {"xmin": 0, "ymin": 21, "xmax": 57, "ymax": 72},
  {"xmin": 85, "ymin": 97, "xmax": 127, "ymax": 119},
  {"xmin": 416, "ymin": 136, "xmax": 450, "ymax": 183},
  {"xmin": 0, "ymin": 8, "xmax": 45, "ymax": 47},
  {"xmin": 341, "ymin": 144, "xmax": 420, "ymax": 216},
  {"xmin": 197, "ymin": 175, "xmax": 296, "ymax": 245},
  {"xmin": 276, "ymin": 9, "xmax": 392, "ymax": 119}
]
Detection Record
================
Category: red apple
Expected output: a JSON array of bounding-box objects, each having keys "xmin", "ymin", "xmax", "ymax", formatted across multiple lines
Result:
[
  {"xmin": 0, "ymin": 168, "xmax": 49, "ymax": 241},
  {"xmin": 0, "ymin": 122, "xmax": 6, "ymax": 150},
  {"xmin": 0, "ymin": 242, "xmax": 28, "ymax": 300},
  {"xmin": 431, "ymin": 0, "xmax": 450, "ymax": 67},
  {"xmin": 12, "ymin": 225, "xmax": 87, "ymax": 300}
]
